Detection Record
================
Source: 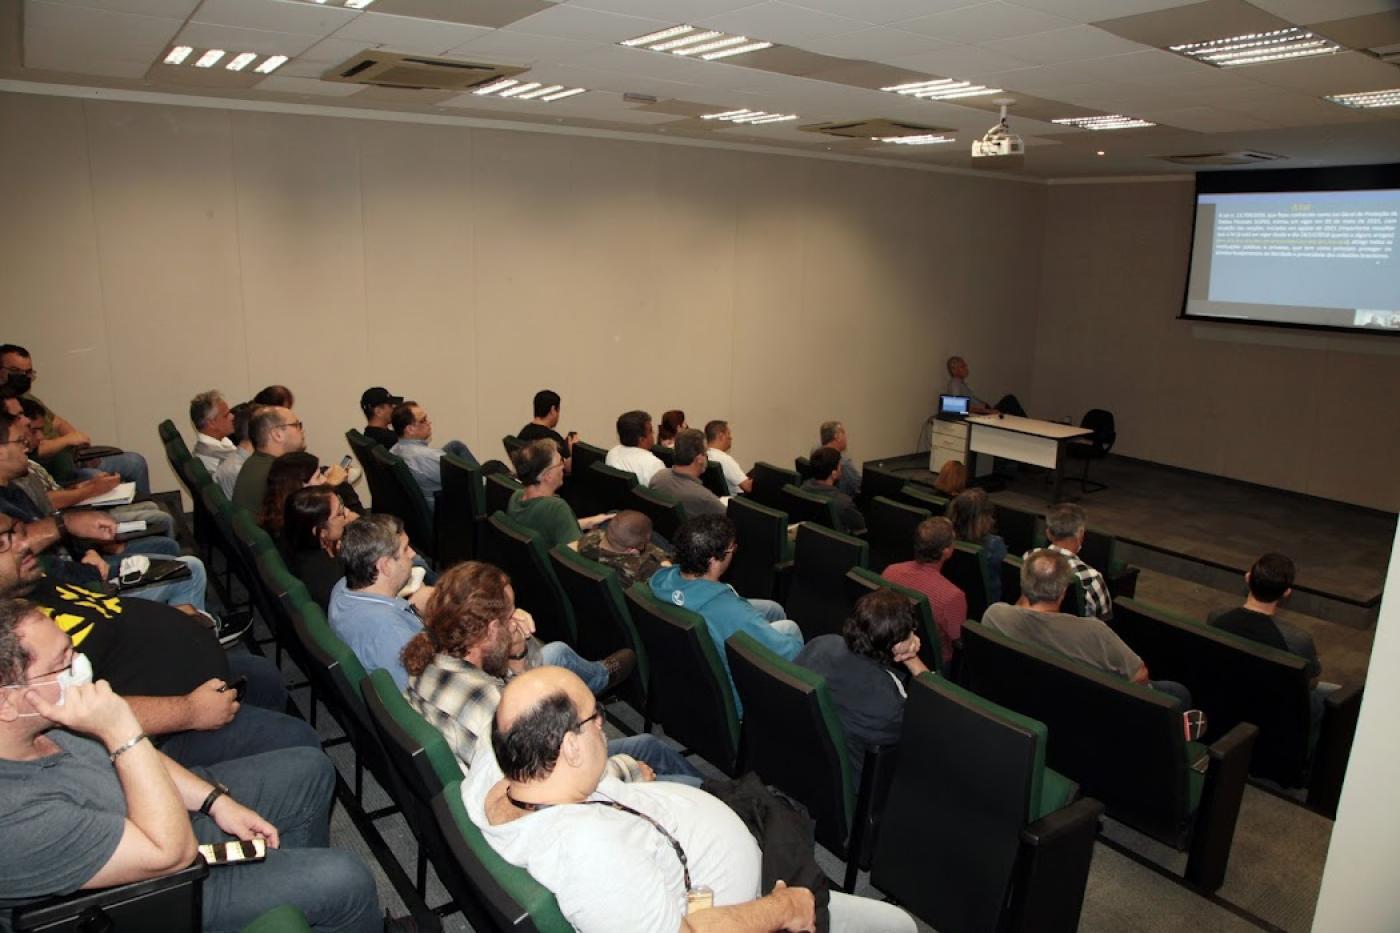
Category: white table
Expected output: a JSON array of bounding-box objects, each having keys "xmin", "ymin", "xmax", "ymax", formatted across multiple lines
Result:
[{"xmin": 965, "ymin": 414, "xmax": 1094, "ymax": 501}]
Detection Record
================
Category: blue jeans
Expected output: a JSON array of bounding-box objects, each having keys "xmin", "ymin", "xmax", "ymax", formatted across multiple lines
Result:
[
  {"xmin": 541, "ymin": 640, "xmax": 609, "ymax": 694},
  {"xmin": 749, "ymin": 598, "xmax": 787, "ymax": 623},
  {"xmin": 1150, "ymin": 679, "xmax": 1193, "ymax": 708},
  {"xmin": 192, "ymin": 749, "xmax": 380, "ymax": 933},
  {"xmin": 608, "ymin": 734, "xmax": 703, "ymax": 780},
  {"xmin": 93, "ymin": 451, "xmax": 151, "ymax": 498}
]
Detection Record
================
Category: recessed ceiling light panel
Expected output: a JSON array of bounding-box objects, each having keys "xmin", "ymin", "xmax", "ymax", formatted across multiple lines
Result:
[
  {"xmin": 472, "ymin": 78, "xmax": 589, "ymax": 103},
  {"xmin": 702, "ymin": 109, "xmax": 798, "ymax": 125},
  {"xmin": 1170, "ymin": 27, "xmax": 1341, "ymax": 67},
  {"xmin": 1325, "ymin": 88, "xmax": 1400, "ymax": 109},
  {"xmin": 620, "ymin": 25, "xmax": 773, "ymax": 61},
  {"xmin": 161, "ymin": 46, "xmax": 287, "ymax": 75},
  {"xmin": 872, "ymin": 134, "xmax": 956, "ymax": 145},
  {"xmin": 882, "ymin": 79, "xmax": 1002, "ymax": 101},
  {"xmin": 164, "ymin": 45, "xmax": 192, "ymax": 65},
  {"xmin": 194, "ymin": 49, "xmax": 226, "ymax": 68},
  {"xmin": 1052, "ymin": 114, "xmax": 1156, "ymax": 130}
]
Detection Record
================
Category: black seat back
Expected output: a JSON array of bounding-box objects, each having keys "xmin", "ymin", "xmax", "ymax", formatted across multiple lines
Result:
[
  {"xmin": 1001, "ymin": 554, "xmax": 1024, "ymax": 606},
  {"xmin": 568, "ymin": 442, "xmax": 608, "ymax": 513},
  {"xmin": 438, "ymin": 454, "xmax": 484, "ymax": 568},
  {"xmin": 627, "ymin": 485, "xmax": 686, "ymax": 544},
  {"xmin": 779, "ymin": 483, "xmax": 840, "ymax": 531},
  {"xmin": 370, "ymin": 445, "xmax": 436, "ymax": 563},
  {"xmin": 345, "ymin": 429, "xmax": 390, "ymax": 508},
  {"xmin": 583, "ymin": 462, "xmax": 638, "ymax": 513},
  {"xmin": 786, "ymin": 523, "xmax": 868, "ymax": 640},
  {"xmin": 481, "ymin": 513, "xmax": 577, "ymax": 644},
  {"xmin": 651, "ymin": 445, "xmax": 675, "ymax": 469},
  {"xmin": 994, "ymin": 503, "xmax": 1041, "ymax": 558},
  {"xmin": 701, "ymin": 461, "xmax": 729, "ymax": 498},
  {"xmin": 944, "ymin": 542, "xmax": 990, "ymax": 620},
  {"xmin": 894, "ymin": 484, "xmax": 948, "ymax": 513},
  {"xmin": 794, "ymin": 456, "xmax": 814, "ymax": 482},
  {"xmin": 502, "ymin": 434, "xmax": 525, "ymax": 461},
  {"xmin": 866, "ymin": 496, "xmax": 929, "ymax": 572},
  {"xmin": 483, "ymin": 473, "xmax": 523, "ymax": 520},
  {"xmin": 724, "ymin": 497, "xmax": 791, "ymax": 601},
  {"xmin": 749, "ymin": 461, "xmax": 798, "ymax": 510},
  {"xmin": 859, "ymin": 463, "xmax": 906, "ymax": 502},
  {"xmin": 550, "ymin": 546, "xmax": 650, "ymax": 713},
  {"xmin": 1081, "ymin": 409, "xmax": 1116, "ymax": 454}
]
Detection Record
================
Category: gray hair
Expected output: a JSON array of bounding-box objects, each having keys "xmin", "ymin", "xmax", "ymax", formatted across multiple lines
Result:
[
  {"xmin": 189, "ymin": 390, "xmax": 224, "ymax": 430},
  {"xmin": 1021, "ymin": 549, "xmax": 1073, "ymax": 605},
  {"xmin": 341, "ymin": 513, "xmax": 405, "ymax": 590},
  {"xmin": 819, "ymin": 420, "xmax": 844, "ymax": 446},
  {"xmin": 1044, "ymin": 503, "xmax": 1086, "ymax": 543}
]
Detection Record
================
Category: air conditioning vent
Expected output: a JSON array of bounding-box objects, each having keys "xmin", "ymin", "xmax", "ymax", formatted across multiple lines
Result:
[
  {"xmin": 323, "ymin": 51, "xmax": 526, "ymax": 91},
  {"xmin": 1161, "ymin": 150, "xmax": 1286, "ymax": 166},
  {"xmin": 800, "ymin": 118, "xmax": 952, "ymax": 140}
]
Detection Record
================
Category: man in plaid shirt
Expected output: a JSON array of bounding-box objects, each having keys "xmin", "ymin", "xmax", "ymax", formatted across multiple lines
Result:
[{"xmin": 1026, "ymin": 503, "xmax": 1112, "ymax": 621}]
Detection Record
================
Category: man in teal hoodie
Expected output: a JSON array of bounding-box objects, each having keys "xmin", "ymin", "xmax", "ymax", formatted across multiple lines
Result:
[{"xmin": 650, "ymin": 515, "xmax": 804, "ymax": 715}]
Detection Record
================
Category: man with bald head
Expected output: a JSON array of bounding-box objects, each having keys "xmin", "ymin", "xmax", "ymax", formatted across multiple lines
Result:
[
  {"xmin": 468, "ymin": 667, "xmax": 915, "ymax": 933},
  {"xmin": 575, "ymin": 510, "xmax": 670, "ymax": 589},
  {"xmin": 232, "ymin": 406, "xmax": 307, "ymax": 512}
]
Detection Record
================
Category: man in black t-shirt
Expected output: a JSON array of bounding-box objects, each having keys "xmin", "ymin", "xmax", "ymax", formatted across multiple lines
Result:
[
  {"xmin": 518, "ymin": 389, "xmax": 576, "ymax": 471},
  {"xmin": 0, "ymin": 511, "xmax": 318, "ymax": 767},
  {"xmin": 360, "ymin": 386, "xmax": 403, "ymax": 448}
]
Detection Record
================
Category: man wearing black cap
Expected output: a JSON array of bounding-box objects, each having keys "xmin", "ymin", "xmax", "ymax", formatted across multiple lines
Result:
[{"xmin": 360, "ymin": 387, "xmax": 403, "ymax": 449}]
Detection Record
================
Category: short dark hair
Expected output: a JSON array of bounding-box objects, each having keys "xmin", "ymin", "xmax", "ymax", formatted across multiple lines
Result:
[
  {"xmin": 18, "ymin": 398, "xmax": 45, "ymax": 421},
  {"xmin": 605, "ymin": 510, "xmax": 652, "ymax": 550},
  {"xmin": 253, "ymin": 385, "xmax": 294, "ymax": 408},
  {"xmin": 843, "ymin": 589, "xmax": 917, "ymax": 662},
  {"xmin": 390, "ymin": 402, "xmax": 419, "ymax": 438},
  {"xmin": 673, "ymin": 515, "xmax": 734, "ymax": 575},
  {"xmin": 229, "ymin": 402, "xmax": 256, "ymax": 446},
  {"xmin": 189, "ymin": 390, "xmax": 224, "ymax": 431},
  {"xmin": 492, "ymin": 691, "xmax": 579, "ymax": 783},
  {"xmin": 615, "ymin": 410, "xmax": 652, "ymax": 447},
  {"xmin": 912, "ymin": 516, "xmax": 955, "ymax": 563},
  {"xmin": 0, "ymin": 410, "xmax": 20, "ymax": 443},
  {"xmin": 533, "ymin": 390, "xmax": 560, "ymax": 419},
  {"xmin": 672, "ymin": 429, "xmax": 707, "ymax": 467},
  {"xmin": 809, "ymin": 446, "xmax": 841, "ymax": 481},
  {"xmin": 248, "ymin": 407, "xmax": 286, "ymax": 450},
  {"xmin": 512, "ymin": 439, "xmax": 559, "ymax": 486},
  {"xmin": 282, "ymin": 486, "xmax": 338, "ymax": 554},
  {"xmin": 340, "ymin": 513, "xmax": 404, "ymax": 589},
  {"xmin": 0, "ymin": 598, "xmax": 40, "ymax": 687},
  {"xmin": 1044, "ymin": 503, "xmax": 1086, "ymax": 542},
  {"xmin": 659, "ymin": 410, "xmax": 686, "ymax": 443},
  {"xmin": 703, "ymin": 420, "xmax": 727, "ymax": 443},
  {"xmin": 1021, "ymin": 549, "xmax": 1072, "ymax": 605},
  {"xmin": 1247, "ymin": 553, "xmax": 1295, "ymax": 602},
  {"xmin": 0, "ymin": 345, "xmax": 31, "ymax": 361},
  {"xmin": 947, "ymin": 488, "xmax": 994, "ymax": 542},
  {"xmin": 259, "ymin": 451, "xmax": 320, "ymax": 535}
]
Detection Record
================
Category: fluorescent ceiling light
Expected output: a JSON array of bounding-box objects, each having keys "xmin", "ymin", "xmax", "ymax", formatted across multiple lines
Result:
[
  {"xmin": 473, "ymin": 78, "xmax": 517, "ymax": 96},
  {"xmin": 702, "ymin": 109, "xmax": 797, "ymax": 125},
  {"xmin": 882, "ymin": 78, "xmax": 1002, "ymax": 101},
  {"xmin": 254, "ymin": 55, "xmax": 287, "ymax": 75},
  {"xmin": 540, "ymin": 87, "xmax": 586, "ymax": 102},
  {"xmin": 1325, "ymin": 88, "xmax": 1400, "ymax": 109},
  {"xmin": 620, "ymin": 24, "xmax": 773, "ymax": 61},
  {"xmin": 474, "ymin": 79, "xmax": 588, "ymax": 103},
  {"xmin": 873, "ymin": 134, "xmax": 955, "ymax": 145},
  {"xmin": 1052, "ymin": 114, "xmax": 1155, "ymax": 130},
  {"xmin": 225, "ymin": 52, "xmax": 257, "ymax": 72},
  {"xmin": 498, "ymin": 82, "xmax": 541, "ymax": 98},
  {"xmin": 194, "ymin": 49, "xmax": 225, "ymax": 68},
  {"xmin": 164, "ymin": 46, "xmax": 193, "ymax": 65},
  {"xmin": 344, "ymin": 0, "xmax": 374, "ymax": 7},
  {"xmin": 514, "ymin": 84, "xmax": 563, "ymax": 100},
  {"xmin": 1170, "ymin": 27, "xmax": 1341, "ymax": 67}
]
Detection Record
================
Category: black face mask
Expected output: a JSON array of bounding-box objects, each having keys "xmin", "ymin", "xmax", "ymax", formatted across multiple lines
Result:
[{"xmin": 4, "ymin": 372, "xmax": 31, "ymax": 395}]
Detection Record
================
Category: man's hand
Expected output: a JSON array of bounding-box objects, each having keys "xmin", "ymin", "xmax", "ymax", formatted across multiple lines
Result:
[
  {"xmin": 81, "ymin": 549, "xmax": 109, "ymax": 579},
  {"xmin": 322, "ymin": 464, "xmax": 349, "ymax": 488},
  {"xmin": 208, "ymin": 795, "xmax": 281, "ymax": 849},
  {"xmin": 636, "ymin": 762, "xmax": 656, "ymax": 782},
  {"xmin": 61, "ymin": 431, "xmax": 91, "ymax": 449},
  {"xmin": 408, "ymin": 583, "xmax": 435, "ymax": 613},
  {"xmin": 892, "ymin": 634, "xmax": 921, "ymax": 665},
  {"xmin": 771, "ymin": 881, "xmax": 816, "ymax": 932},
  {"xmin": 75, "ymin": 473, "xmax": 122, "ymax": 498},
  {"xmin": 26, "ymin": 680, "xmax": 143, "ymax": 749},
  {"xmin": 579, "ymin": 513, "xmax": 612, "ymax": 530},
  {"xmin": 62, "ymin": 510, "xmax": 118, "ymax": 542},
  {"xmin": 186, "ymin": 678, "xmax": 239, "ymax": 731}
]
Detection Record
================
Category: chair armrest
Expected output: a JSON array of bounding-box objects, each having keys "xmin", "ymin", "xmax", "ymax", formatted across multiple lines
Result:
[
  {"xmin": 1185, "ymin": 722, "xmax": 1258, "ymax": 893},
  {"xmin": 1008, "ymin": 797, "xmax": 1103, "ymax": 933},
  {"xmin": 844, "ymin": 745, "xmax": 899, "ymax": 891},
  {"xmin": 13, "ymin": 860, "xmax": 209, "ymax": 933},
  {"xmin": 1307, "ymin": 681, "xmax": 1365, "ymax": 819}
]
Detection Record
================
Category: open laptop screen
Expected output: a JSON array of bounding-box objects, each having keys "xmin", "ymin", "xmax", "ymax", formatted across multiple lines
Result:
[{"xmin": 939, "ymin": 395, "xmax": 970, "ymax": 416}]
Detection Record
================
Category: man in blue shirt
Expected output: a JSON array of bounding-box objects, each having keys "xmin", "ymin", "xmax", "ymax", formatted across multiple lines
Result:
[
  {"xmin": 650, "ymin": 515, "xmax": 803, "ymax": 716},
  {"xmin": 388, "ymin": 401, "xmax": 477, "ymax": 514},
  {"xmin": 328, "ymin": 514, "xmax": 431, "ymax": 690}
]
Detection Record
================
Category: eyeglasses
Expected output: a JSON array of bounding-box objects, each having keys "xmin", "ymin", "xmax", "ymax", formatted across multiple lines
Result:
[
  {"xmin": 278, "ymin": 421, "xmax": 303, "ymax": 432},
  {"xmin": 0, "ymin": 438, "xmax": 27, "ymax": 448},
  {"xmin": 573, "ymin": 707, "xmax": 604, "ymax": 732},
  {"xmin": 2, "ymin": 366, "xmax": 36, "ymax": 378}
]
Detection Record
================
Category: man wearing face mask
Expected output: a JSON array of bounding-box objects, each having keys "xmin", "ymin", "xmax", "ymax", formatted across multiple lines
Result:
[{"xmin": 0, "ymin": 598, "xmax": 386, "ymax": 931}]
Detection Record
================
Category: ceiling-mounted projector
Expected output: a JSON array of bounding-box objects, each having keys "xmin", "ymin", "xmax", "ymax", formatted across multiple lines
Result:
[{"xmin": 972, "ymin": 99, "xmax": 1023, "ymax": 168}]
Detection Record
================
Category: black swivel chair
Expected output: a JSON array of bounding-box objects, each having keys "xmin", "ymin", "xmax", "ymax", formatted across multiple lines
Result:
[{"xmin": 1067, "ymin": 409, "xmax": 1115, "ymax": 494}]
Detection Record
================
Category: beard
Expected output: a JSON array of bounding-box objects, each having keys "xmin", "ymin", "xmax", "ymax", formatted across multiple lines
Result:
[{"xmin": 480, "ymin": 630, "xmax": 513, "ymax": 678}]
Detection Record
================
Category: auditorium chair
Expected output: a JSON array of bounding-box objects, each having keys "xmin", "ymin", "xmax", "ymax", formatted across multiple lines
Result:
[
  {"xmin": 626, "ymin": 485, "xmax": 686, "ymax": 545},
  {"xmin": 1067, "ymin": 408, "xmax": 1115, "ymax": 494},
  {"xmin": 960, "ymin": 621, "xmax": 1258, "ymax": 892},
  {"xmin": 870, "ymin": 674, "xmax": 1101, "ymax": 933},
  {"xmin": 794, "ymin": 455, "xmax": 813, "ymax": 482},
  {"xmin": 1002, "ymin": 554, "xmax": 1024, "ymax": 606},
  {"xmin": 865, "ymin": 496, "xmax": 930, "ymax": 572},
  {"xmin": 859, "ymin": 463, "xmax": 907, "ymax": 505},
  {"xmin": 893, "ymin": 483, "xmax": 948, "ymax": 513},
  {"xmin": 582, "ymin": 462, "xmax": 637, "ymax": 513},
  {"xmin": 943, "ymin": 542, "xmax": 992, "ymax": 620},
  {"xmin": 748, "ymin": 461, "xmax": 799, "ymax": 510},
  {"xmin": 1111, "ymin": 597, "xmax": 1363, "ymax": 816},
  {"xmin": 846, "ymin": 567, "xmax": 946, "ymax": 674},
  {"xmin": 568, "ymin": 441, "xmax": 608, "ymax": 513},
  {"xmin": 778, "ymin": 483, "xmax": 841, "ymax": 532},
  {"xmin": 1078, "ymin": 528, "xmax": 1140, "ymax": 600},
  {"xmin": 626, "ymin": 582, "xmax": 739, "ymax": 775},
  {"xmin": 701, "ymin": 460, "xmax": 730, "ymax": 498},
  {"xmin": 481, "ymin": 513, "xmax": 577, "ymax": 645},
  {"xmin": 230, "ymin": 509, "xmax": 286, "ymax": 650},
  {"xmin": 785, "ymin": 523, "xmax": 869, "ymax": 640},
  {"xmin": 199, "ymin": 482, "xmax": 253, "ymax": 612},
  {"xmin": 501, "ymin": 434, "xmax": 524, "ymax": 462},
  {"xmin": 437, "ymin": 454, "xmax": 486, "ymax": 569},
  {"xmin": 549, "ymin": 545, "xmax": 651, "ymax": 717},
  {"xmin": 345, "ymin": 429, "xmax": 389, "ymax": 507},
  {"xmin": 725, "ymin": 632, "xmax": 898, "ymax": 891},
  {"xmin": 651, "ymin": 444, "xmax": 674, "ymax": 469},
  {"xmin": 253, "ymin": 547, "xmax": 313, "ymax": 672},
  {"xmin": 431, "ymin": 782, "xmax": 572, "ymax": 933},
  {"xmin": 156, "ymin": 417, "xmax": 181, "ymax": 446},
  {"xmin": 369, "ymin": 446, "xmax": 438, "ymax": 566},
  {"xmin": 11, "ymin": 861, "xmax": 209, "ymax": 933},
  {"xmin": 993, "ymin": 502, "xmax": 1041, "ymax": 557},
  {"xmin": 482, "ymin": 472, "xmax": 522, "ymax": 521},
  {"xmin": 724, "ymin": 497, "xmax": 793, "ymax": 603}
]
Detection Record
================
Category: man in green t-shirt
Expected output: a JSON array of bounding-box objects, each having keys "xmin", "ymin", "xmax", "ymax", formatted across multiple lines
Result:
[{"xmin": 506, "ymin": 440, "xmax": 610, "ymax": 550}]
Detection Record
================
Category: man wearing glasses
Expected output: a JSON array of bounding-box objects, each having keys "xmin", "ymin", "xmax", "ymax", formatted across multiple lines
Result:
[
  {"xmin": 231, "ymin": 406, "xmax": 309, "ymax": 512},
  {"xmin": 388, "ymin": 400, "xmax": 476, "ymax": 515}
]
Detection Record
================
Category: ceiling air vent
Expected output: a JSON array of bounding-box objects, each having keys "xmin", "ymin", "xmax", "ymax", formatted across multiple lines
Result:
[
  {"xmin": 800, "ymin": 118, "xmax": 951, "ymax": 140},
  {"xmin": 323, "ymin": 51, "xmax": 526, "ymax": 91},
  {"xmin": 1161, "ymin": 151, "xmax": 1286, "ymax": 166}
]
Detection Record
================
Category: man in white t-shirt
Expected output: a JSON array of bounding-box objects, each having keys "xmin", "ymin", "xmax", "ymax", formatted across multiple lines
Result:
[
  {"xmin": 703, "ymin": 420, "xmax": 752, "ymax": 497},
  {"xmin": 466, "ymin": 667, "xmax": 915, "ymax": 933},
  {"xmin": 605, "ymin": 409, "xmax": 665, "ymax": 486}
]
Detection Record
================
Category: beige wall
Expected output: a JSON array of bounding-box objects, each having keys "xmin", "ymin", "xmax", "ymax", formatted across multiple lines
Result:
[
  {"xmin": 1033, "ymin": 180, "xmax": 1400, "ymax": 513},
  {"xmin": 0, "ymin": 91, "xmax": 1045, "ymax": 501}
]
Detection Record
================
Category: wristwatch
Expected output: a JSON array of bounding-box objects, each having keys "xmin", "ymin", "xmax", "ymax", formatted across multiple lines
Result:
[{"xmin": 200, "ymin": 782, "xmax": 230, "ymax": 815}]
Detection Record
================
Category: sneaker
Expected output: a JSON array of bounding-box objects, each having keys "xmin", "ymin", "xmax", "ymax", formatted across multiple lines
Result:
[
  {"xmin": 196, "ymin": 610, "xmax": 253, "ymax": 647},
  {"xmin": 601, "ymin": 649, "xmax": 636, "ymax": 693}
]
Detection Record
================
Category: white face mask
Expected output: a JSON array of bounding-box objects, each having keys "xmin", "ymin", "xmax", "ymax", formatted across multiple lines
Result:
[{"xmin": 7, "ymin": 653, "xmax": 93, "ymax": 717}]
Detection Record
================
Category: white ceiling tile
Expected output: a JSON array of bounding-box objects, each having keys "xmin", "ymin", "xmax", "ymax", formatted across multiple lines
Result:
[
  {"xmin": 976, "ymin": 62, "xmax": 1104, "ymax": 93},
  {"xmin": 885, "ymin": 43, "xmax": 1037, "ymax": 77},
  {"xmin": 1242, "ymin": 51, "xmax": 1400, "ymax": 94},
  {"xmin": 506, "ymin": 4, "xmax": 673, "ymax": 42},
  {"xmin": 24, "ymin": 2, "xmax": 183, "ymax": 68},
  {"xmin": 979, "ymin": 24, "xmax": 1150, "ymax": 65},
  {"xmin": 565, "ymin": 0, "xmax": 762, "ymax": 18},
  {"xmin": 698, "ymin": 1, "xmax": 870, "ymax": 45},
  {"xmin": 1067, "ymin": 48, "xmax": 1216, "ymax": 80},
  {"xmin": 797, "ymin": 26, "xmax": 953, "ymax": 61},
  {"xmin": 1245, "ymin": 0, "xmax": 1400, "ymax": 25},
  {"xmin": 175, "ymin": 23, "xmax": 323, "ymax": 57},
  {"xmin": 1002, "ymin": 0, "xmax": 1203, "ymax": 20},
  {"xmin": 449, "ymin": 29, "xmax": 601, "ymax": 62},
  {"xmin": 191, "ymin": 0, "xmax": 357, "ymax": 37},
  {"xmin": 895, "ymin": 1, "xmax": 1076, "ymax": 44},
  {"xmin": 35, "ymin": 0, "xmax": 199, "ymax": 17},
  {"xmin": 255, "ymin": 74, "xmax": 368, "ymax": 96},
  {"xmin": 292, "ymin": 36, "xmax": 376, "ymax": 64},
  {"xmin": 1133, "ymin": 105, "xmax": 1279, "ymax": 131},
  {"xmin": 329, "ymin": 12, "xmax": 492, "ymax": 55},
  {"xmin": 785, "ymin": 0, "xmax": 975, "ymax": 25},
  {"xmin": 556, "ymin": 43, "xmax": 763, "ymax": 88}
]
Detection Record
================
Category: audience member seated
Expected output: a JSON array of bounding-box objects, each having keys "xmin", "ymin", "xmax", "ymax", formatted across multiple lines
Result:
[
  {"xmin": 257, "ymin": 451, "xmax": 320, "ymax": 537},
  {"xmin": 389, "ymin": 401, "xmax": 476, "ymax": 514},
  {"xmin": 800, "ymin": 447, "xmax": 867, "ymax": 535},
  {"xmin": 932, "ymin": 459, "xmax": 967, "ymax": 497},
  {"xmin": 402, "ymin": 561, "xmax": 694, "ymax": 780},
  {"xmin": 649, "ymin": 429, "xmax": 725, "ymax": 519},
  {"xmin": 282, "ymin": 486, "xmax": 358, "ymax": 610},
  {"xmin": 983, "ymin": 549, "xmax": 1191, "ymax": 707},
  {"xmin": 189, "ymin": 390, "xmax": 238, "ymax": 472},
  {"xmin": 815, "ymin": 420, "xmax": 861, "ymax": 498},
  {"xmin": 0, "ymin": 512, "xmax": 320, "ymax": 767},
  {"xmin": 1029, "ymin": 503, "xmax": 1111, "ymax": 621},
  {"xmin": 252, "ymin": 384, "xmax": 294, "ymax": 408},
  {"xmin": 214, "ymin": 402, "xmax": 256, "ymax": 499},
  {"xmin": 881, "ymin": 516, "xmax": 967, "ymax": 667},
  {"xmin": 0, "ymin": 599, "xmax": 384, "ymax": 932},
  {"xmin": 576, "ymin": 510, "xmax": 670, "ymax": 589},
  {"xmin": 1, "ymin": 343, "xmax": 151, "ymax": 497},
  {"xmin": 943, "ymin": 355, "xmax": 1025, "ymax": 417},
  {"xmin": 1209, "ymin": 552, "xmax": 1340, "ymax": 732},
  {"xmin": 947, "ymin": 488, "xmax": 1005, "ymax": 603},
  {"xmin": 507, "ymin": 440, "xmax": 609, "ymax": 550},
  {"xmin": 466, "ymin": 666, "xmax": 917, "ymax": 933},
  {"xmin": 656, "ymin": 409, "xmax": 686, "ymax": 449},
  {"xmin": 704, "ymin": 419, "xmax": 753, "ymax": 496},
  {"xmin": 796, "ymin": 589, "xmax": 927, "ymax": 786},
  {"xmin": 650, "ymin": 515, "xmax": 803, "ymax": 716},
  {"xmin": 233, "ymin": 406, "xmax": 331, "ymax": 513},
  {"xmin": 605, "ymin": 409, "xmax": 665, "ymax": 486},
  {"xmin": 359, "ymin": 385, "xmax": 403, "ymax": 449},
  {"xmin": 327, "ymin": 515, "xmax": 434, "ymax": 691},
  {"xmin": 518, "ymin": 389, "xmax": 575, "ymax": 469}
]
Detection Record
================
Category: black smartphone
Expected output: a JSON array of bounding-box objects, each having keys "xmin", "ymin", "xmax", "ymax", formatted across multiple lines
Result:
[
  {"xmin": 220, "ymin": 675, "xmax": 248, "ymax": 702},
  {"xmin": 339, "ymin": 454, "xmax": 353, "ymax": 469}
]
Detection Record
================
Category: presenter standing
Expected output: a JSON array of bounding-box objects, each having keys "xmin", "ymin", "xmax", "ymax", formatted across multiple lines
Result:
[{"xmin": 944, "ymin": 356, "xmax": 1025, "ymax": 417}]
